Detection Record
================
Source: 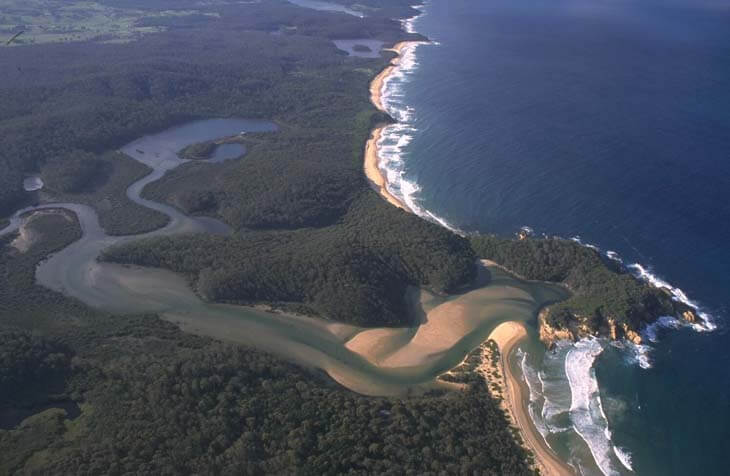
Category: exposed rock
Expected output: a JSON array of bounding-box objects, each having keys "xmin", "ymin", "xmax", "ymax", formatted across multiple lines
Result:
[
  {"xmin": 539, "ymin": 307, "xmax": 651, "ymax": 347},
  {"xmin": 607, "ymin": 318, "xmax": 618, "ymax": 341},
  {"xmin": 682, "ymin": 310, "xmax": 698, "ymax": 324},
  {"xmin": 538, "ymin": 309, "xmax": 575, "ymax": 348},
  {"xmin": 621, "ymin": 323, "xmax": 642, "ymax": 345}
]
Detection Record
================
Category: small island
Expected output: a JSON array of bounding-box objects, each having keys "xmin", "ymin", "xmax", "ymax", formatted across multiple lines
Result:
[{"xmin": 177, "ymin": 140, "xmax": 219, "ymax": 161}]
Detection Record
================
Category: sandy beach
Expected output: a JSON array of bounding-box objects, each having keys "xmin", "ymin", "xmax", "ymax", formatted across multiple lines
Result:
[
  {"xmin": 364, "ymin": 41, "xmax": 421, "ymax": 212},
  {"xmin": 364, "ymin": 127, "xmax": 409, "ymax": 211},
  {"xmin": 490, "ymin": 322, "xmax": 575, "ymax": 476},
  {"xmin": 369, "ymin": 42, "xmax": 414, "ymax": 112}
]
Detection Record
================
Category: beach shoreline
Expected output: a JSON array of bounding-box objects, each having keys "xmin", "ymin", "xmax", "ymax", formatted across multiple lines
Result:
[
  {"xmin": 365, "ymin": 41, "xmax": 422, "ymax": 212},
  {"xmin": 487, "ymin": 322, "xmax": 575, "ymax": 476},
  {"xmin": 365, "ymin": 37, "xmax": 574, "ymax": 475},
  {"xmin": 364, "ymin": 126, "xmax": 409, "ymax": 211}
]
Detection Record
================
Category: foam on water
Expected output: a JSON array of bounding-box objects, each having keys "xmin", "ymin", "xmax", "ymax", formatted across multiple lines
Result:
[
  {"xmin": 565, "ymin": 338, "xmax": 623, "ymax": 476},
  {"xmin": 627, "ymin": 342, "xmax": 653, "ymax": 370},
  {"xmin": 606, "ymin": 251, "xmax": 622, "ymax": 263},
  {"xmin": 613, "ymin": 445, "xmax": 634, "ymax": 472},
  {"xmin": 376, "ymin": 2, "xmax": 716, "ymax": 472},
  {"xmin": 402, "ymin": 4, "xmax": 424, "ymax": 34},
  {"xmin": 376, "ymin": 2, "xmax": 464, "ymax": 235},
  {"xmin": 642, "ymin": 316, "xmax": 681, "ymax": 343},
  {"xmin": 627, "ymin": 262, "xmax": 716, "ymax": 332},
  {"xmin": 570, "ymin": 235, "xmax": 600, "ymax": 251},
  {"xmin": 517, "ymin": 349, "xmax": 552, "ymax": 438},
  {"xmin": 537, "ymin": 342, "xmax": 574, "ymax": 434},
  {"xmin": 565, "ymin": 237, "xmax": 716, "ymax": 335}
]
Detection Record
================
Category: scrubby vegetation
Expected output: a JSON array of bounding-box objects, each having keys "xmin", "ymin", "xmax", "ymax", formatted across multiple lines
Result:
[{"xmin": 470, "ymin": 235, "xmax": 688, "ymax": 336}]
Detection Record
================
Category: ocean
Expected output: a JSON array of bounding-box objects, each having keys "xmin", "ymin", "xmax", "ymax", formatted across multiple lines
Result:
[{"xmin": 378, "ymin": 0, "xmax": 730, "ymax": 474}]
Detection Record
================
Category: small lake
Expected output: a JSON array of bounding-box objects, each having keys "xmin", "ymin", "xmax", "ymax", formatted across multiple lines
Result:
[
  {"xmin": 209, "ymin": 143, "xmax": 246, "ymax": 163},
  {"xmin": 333, "ymin": 39, "xmax": 384, "ymax": 58},
  {"xmin": 287, "ymin": 0, "xmax": 364, "ymax": 18},
  {"xmin": 121, "ymin": 118, "xmax": 277, "ymax": 170}
]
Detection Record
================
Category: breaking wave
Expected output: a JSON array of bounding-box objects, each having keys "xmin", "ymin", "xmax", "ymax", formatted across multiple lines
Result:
[
  {"xmin": 565, "ymin": 338, "xmax": 624, "ymax": 476},
  {"xmin": 524, "ymin": 339, "xmax": 633, "ymax": 475},
  {"xmin": 627, "ymin": 262, "xmax": 716, "ymax": 332},
  {"xmin": 377, "ymin": 3, "xmax": 463, "ymax": 235},
  {"xmin": 377, "ymin": 3, "xmax": 715, "ymax": 473},
  {"xmin": 613, "ymin": 445, "xmax": 634, "ymax": 472}
]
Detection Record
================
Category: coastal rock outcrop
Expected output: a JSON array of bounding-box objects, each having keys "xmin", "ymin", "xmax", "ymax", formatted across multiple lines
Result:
[
  {"xmin": 538, "ymin": 306, "xmax": 655, "ymax": 347},
  {"xmin": 536, "ymin": 303, "xmax": 702, "ymax": 347},
  {"xmin": 472, "ymin": 234, "xmax": 703, "ymax": 348},
  {"xmin": 682, "ymin": 310, "xmax": 698, "ymax": 324},
  {"xmin": 621, "ymin": 323, "xmax": 642, "ymax": 345},
  {"xmin": 538, "ymin": 310, "xmax": 576, "ymax": 348}
]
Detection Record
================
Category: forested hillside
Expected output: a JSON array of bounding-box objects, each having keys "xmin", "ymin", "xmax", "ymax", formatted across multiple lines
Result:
[
  {"xmin": 1, "ymin": 0, "xmax": 477, "ymax": 313},
  {"xmin": 470, "ymin": 235, "xmax": 693, "ymax": 340},
  {"xmin": 0, "ymin": 1, "xmax": 536, "ymax": 473},
  {"xmin": 0, "ymin": 213, "xmax": 533, "ymax": 475},
  {"xmin": 103, "ymin": 192, "xmax": 475, "ymax": 326},
  {"xmin": 0, "ymin": 0, "xmax": 421, "ymax": 216}
]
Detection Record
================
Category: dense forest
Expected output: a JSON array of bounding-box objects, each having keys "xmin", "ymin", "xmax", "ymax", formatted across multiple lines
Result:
[
  {"xmin": 43, "ymin": 151, "xmax": 170, "ymax": 236},
  {"xmin": 1, "ymin": 0, "xmax": 481, "ymax": 326},
  {"xmin": 0, "ymin": 213, "xmax": 534, "ymax": 475},
  {"xmin": 103, "ymin": 192, "xmax": 475, "ymax": 326},
  {"xmin": 0, "ymin": 0, "xmax": 421, "ymax": 217},
  {"xmin": 40, "ymin": 151, "xmax": 103, "ymax": 194},
  {"xmin": 470, "ymin": 235, "xmax": 692, "ymax": 339},
  {"xmin": 0, "ymin": 0, "xmax": 540, "ymax": 474}
]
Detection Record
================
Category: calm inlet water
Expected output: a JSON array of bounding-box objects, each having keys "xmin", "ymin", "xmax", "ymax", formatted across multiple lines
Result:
[
  {"xmin": 286, "ymin": 0, "xmax": 363, "ymax": 17},
  {"xmin": 384, "ymin": 0, "xmax": 730, "ymax": 474}
]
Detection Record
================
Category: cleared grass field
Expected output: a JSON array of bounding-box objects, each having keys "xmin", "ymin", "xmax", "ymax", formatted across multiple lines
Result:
[{"xmin": 0, "ymin": 0, "xmax": 220, "ymax": 46}]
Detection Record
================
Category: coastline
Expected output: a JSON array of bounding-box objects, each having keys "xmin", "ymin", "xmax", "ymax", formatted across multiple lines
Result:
[
  {"xmin": 365, "ymin": 41, "xmax": 421, "ymax": 212},
  {"xmin": 365, "ymin": 38, "xmax": 575, "ymax": 474},
  {"xmin": 364, "ymin": 127, "xmax": 409, "ymax": 211},
  {"xmin": 487, "ymin": 322, "xmax": 575, "ymax": 476}
]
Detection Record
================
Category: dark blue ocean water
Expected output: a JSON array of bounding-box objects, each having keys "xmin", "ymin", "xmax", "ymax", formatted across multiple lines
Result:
[{"xmin": 391, "ymin": 0, "xmax": 730, "ymax": 474}]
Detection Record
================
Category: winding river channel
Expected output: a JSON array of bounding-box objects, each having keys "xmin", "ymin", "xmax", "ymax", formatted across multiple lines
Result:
[{"xmin": 0, "ymin": 118, "xmax": 567, "ymax": 396}]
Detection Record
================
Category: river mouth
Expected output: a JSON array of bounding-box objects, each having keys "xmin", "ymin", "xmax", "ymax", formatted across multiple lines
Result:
[{"xmin": 2, "ymin": 118, "xmax": 566, "ymax": 396}]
